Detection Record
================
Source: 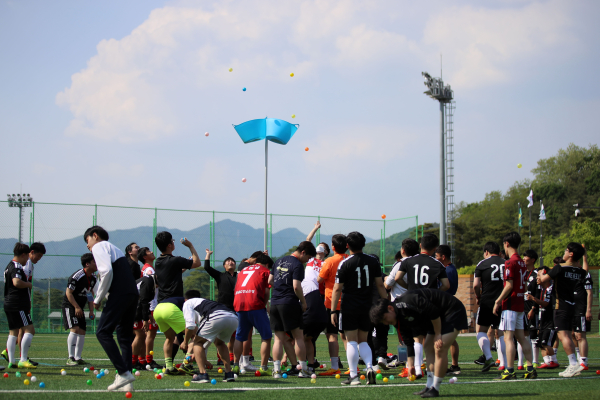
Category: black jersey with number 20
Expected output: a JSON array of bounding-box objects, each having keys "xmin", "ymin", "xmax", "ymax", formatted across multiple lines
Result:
[
  {"xmin": 399, "ymin": 254, "xmax": 448, "ymax": 290},
  {"xmin": 336, "ymin": 253, "xmax": 382, "ymax": 309}
]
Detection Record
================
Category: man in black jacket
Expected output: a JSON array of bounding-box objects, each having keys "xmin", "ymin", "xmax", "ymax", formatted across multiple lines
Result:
[{"xmin": 203, "ymin": 249, "xmax": 237, "ymax": 365}]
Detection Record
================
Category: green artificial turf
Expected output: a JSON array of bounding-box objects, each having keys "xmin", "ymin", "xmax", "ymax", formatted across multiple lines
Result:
[{"xmin": 1, "ymin": 334, "xmax": 599, "ymax": 400}]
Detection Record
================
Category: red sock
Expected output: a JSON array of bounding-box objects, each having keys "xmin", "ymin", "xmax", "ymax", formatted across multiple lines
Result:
[
  {"xmin": 146, "ymin": 354, "xmax": 153, "ymax": 364},
  {"xmin": 229, "ymin": 353, "xmax": 234, "ymax": 362},
  {"xmin": 217, "ymin": 353, "xmax": 222, "ymax": 362},
  {"xmin": 249, "ymin": 348, "xmax": 253, "ymax": 356},
  {"xmin": 138, "ymin": 356, "xmax": 147, "ymax": 365},
  {"xmin": 132, "ymin": 355, "xmax": 138, "ymax": 364}
]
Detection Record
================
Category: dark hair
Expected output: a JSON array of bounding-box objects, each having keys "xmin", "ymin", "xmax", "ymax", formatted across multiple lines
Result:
[
  {"xmin": 553, "ymin": 256, "xmax": 564, "ymax": 266},
  {"xmin": 185, "ymin": 289, "xmax": 202, "ymax": 299},
  {"xmin": 523, "ymin": 249, "xmax": 538, "ymax": 262},
  {"xmin": 13, "ymin": 242, "xmax": 30, "ymax": 256},
  {"xmin": 155, "ymin": 231, "xmax": 173, "ymax": 252},
  {"xmin": 241, "ymin": 258, "xmax": 248, "ymax": 263},
  {"xmin": 502, "ymin": 231, "xmax": 521, "ymax": 250},
  {"xmin": 297, "ymin": 241, "xmax": 317, "ymax": 257},
  {"xmin": 83, "ymin": 226, "xmax": 109, "ymax": 243},
  {"xmin": 346, "ymin": 231, "xmax": 366, "ymax": 252},
  {"xmin": 138, "ymin": 247, "xmax": 151, "ymax": 264},
  {"xmin": 125, "ymin": 242, "xmax": 137, "ymax": 259},
  {"xmin": 370, "ymin": 298, "xmax": 391, "ymax": 324},
  {"xmin": 483, "ymin": 241, "xmax": 500, "ymax": 255},
  {"xmin": 318, "ymin": 242, "xmax": 331, "ymax": 257},
  {"xmin": 401, "ymin": 238, "xmax": 419, "ymax": 257},
  {"xmin": 420, "ymin": 233, "xmax": 439, "ymax": 251},
  {"xmin": 435, "ymin": 244, "xmax": 452, "ymax": 259},
  {"xmin": 331, "ymin": 234, "xmax": 347, "ymax": 254},
  {"xmin": 499, "ymin": 250, "xmax": 507, "ymax": 260},
  {"xmin": 81, "ymin": 253, "xmax": 95, "ymax": 267},
  {"xmin": 250, "ymin": 251, "xmax": 264, "ymax": 259},
  {"xmin": 30, "ymin": 242, "xmax": 46, "ymax": 255},
  {"xmin": 223, "ymin": 257, "xmax": 236, "ymax": 266},
  {"xmin": 255, "ymin": 253, "xmax": 274, "ymax": 269},
  {"xmin": 395, "ymin": 250, "xmax": 403, "ymax": 261},
  {"xmin": 566, "ymin": 242, "xmax": 585, "ymax": 262}
]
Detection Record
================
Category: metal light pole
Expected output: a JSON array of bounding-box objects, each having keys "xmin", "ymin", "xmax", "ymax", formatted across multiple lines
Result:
[
  {"xmin": 422, "ymin": 72, "xmax": 454, "ymax": 244},
  {"xmin": 7, "ymin": 193, "xmax": 33, "ymax": 242}
]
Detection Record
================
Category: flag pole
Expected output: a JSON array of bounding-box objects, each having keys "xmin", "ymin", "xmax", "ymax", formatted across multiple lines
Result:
[
  {"xmin": 264, "ymin": 139, "xmax": 268, "ymax": 252},
  {"xmin": 540, "ymin": 200, "xmax": 543, "ymax": 267}
]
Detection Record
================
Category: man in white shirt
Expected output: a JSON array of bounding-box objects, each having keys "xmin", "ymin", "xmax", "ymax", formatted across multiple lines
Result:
[{"xmin": 84, "ymin": 226, "xmax": 139, "ymax": 392}]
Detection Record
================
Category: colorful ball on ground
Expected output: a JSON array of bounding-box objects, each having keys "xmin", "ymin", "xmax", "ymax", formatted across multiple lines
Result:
[
  {"xmin": 104, "ymin": 369, "xmax": 110, "ymax": 375},
  {"xmin": 125, "ymin": 392, "xmax": 132, "ymax": 399},
  {"xmin": 233, "ymin": 374, "xmax": 238, "ymax": 379},
  {"xmin": 322, "ymin": 364, "xmax": 326, "ymax": 369},
  {"xmin": 27, "ymin": 372, "xmax": 32, "ymax": 377},
  {"xmin": 159, "ymin": 373, "xmax": 164, "ymax": 378},
  {"xmin": 452, "ymin": 377, "xmax": 458, "ymax": 382},
  {"xmin": 311, "ymin": 374, "xmax": 316, "ymax": 379},
  {"xmin": 389, "ymin": 375, "xmax": 395, "ymax": 380},
  {"xmin": 211, "ymin": 379, "xmax": 217, "ymax": 385},
  {"xmin": 155, "ymin": 374, "xmax": 160, "ymax": 379},
  {"xmin": 39, "ymin": 382, "xmax": 45, "ymax": 388},
  {"xmin": 360, "ymin": 375, "xmax": 365, "ymax": 380},
  {"xmin": 24, "ymin": 379, "xmax": 30, "ymax": 385},
  {"xmin": 3, "ymin": 373, "xmax": 8, "ymax": 378},
  {"xmin": 16, "ymin": 372, "xmax": 21, "ymax": 378},
  {"xmin": 335, "ymin": 374, "xmax": 340, "ymax": 379},
  {"xmin": 449, "ymin": 377, "xmax": 456, "ymax": 383},
  {"xmin": 184, "ymin": 381, "xmax": 190, "ymax": 387},
  {"xmin": 310, "ymin": 378, "xmax": 316, "ymax": 383},
  {"xmin": 146, "ymin": 364, "xmax": 152, "ymax": 370},
  {"xmin": 162, "ymin": 368, "xmax": 166, "ymax": 373},
  {"xmin": 87, "ymin": 379, "xmax": 92, "ymax": 386},
  {"xmin": 597, "ymin": 370, "xmax": 600, "ymax": 375},
  {"xmin": 135, "ymin": 371, "xmax": 140, "ymax": 376},
  {"xmin": 31, "ymin": 376, "xmax": 37, "ymax": 383},
  {"xmin": 132, "ymin": 369, "xmax": 136, "ymax": 373},
  {"xmin": 383, "ymin": 377, "xmax": 389, "ymax": 383},
  {"xmin": 255, "ymin": 370, "xmax": 261, "ymax": 377},
  {"xmin": 94, "ymin": 370, "xmax": 99, "ymax": 375},
  {"xmin": 282, "ymin": 373, "xmax": 288, "ymax": 379},
  {"xmin": 90, "ymin": 366, "xmax": 94, "ymax": 371},
  {"xmin": 376, "ymin": 373, "xmax": 383, "ymax": 380},
  {"xmin": 61, "ymin": 371, "xmax": 67, "ymax": 376},
  {"xmin": 409, "ymin": 375, "xmax": 416, "ymax": 381},
  {"xmin": 218, "ymin": 369, "xmax": 223, "ymax": 373},
  {"xmin": 84, "ymin": 368, "xmax": 89, "ymax": 373}
]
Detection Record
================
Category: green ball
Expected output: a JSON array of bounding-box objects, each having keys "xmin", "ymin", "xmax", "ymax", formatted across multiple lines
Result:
[
  {"xmin": 86, "ymin": 379, "xmax": 92, "ymax": 386},
  {"xmin": 132, "ymin": 369, "xmax": 136, "ymax": 373},
  {"xmin": 16, "ymin": 372, "xmax": 21, "ymax": 378},
  {"xmin": 389, "ymin": 375, "xmax": 395, "ymax": 380},
  {"xmin": 376, "ymin": 373, "xmax": 383, "ymax": 380}
]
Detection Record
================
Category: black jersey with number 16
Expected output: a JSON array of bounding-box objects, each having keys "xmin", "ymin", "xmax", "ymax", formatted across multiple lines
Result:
[
  {"xmin": 335, "ymin": 253, "xmax": 382, "ymax": 309},
  {"xmin": 474, "ymin": 256, "xmax": 505, "ymax": 308},
  {"xmin": 399, "ymin": 254, "xmax": 447, "ymax": 290}
]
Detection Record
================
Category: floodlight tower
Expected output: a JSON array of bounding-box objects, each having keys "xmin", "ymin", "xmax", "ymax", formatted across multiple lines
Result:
[
  {"xmin": 7, "ymin": 193, "xmax": 33, "ymax": 243},
  {"xmin": 422, "ymin": 72, "xmax": 454, "ymax": 247}
]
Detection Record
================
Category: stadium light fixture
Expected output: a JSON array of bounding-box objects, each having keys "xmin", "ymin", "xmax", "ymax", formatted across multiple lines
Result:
[{"xmin": 6, "ymin": 193, "xmax": 33, "ymax": 242}]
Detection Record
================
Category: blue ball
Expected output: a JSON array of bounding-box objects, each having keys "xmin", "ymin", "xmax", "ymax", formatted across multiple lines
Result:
[
  {"xmin": 211, "ymin": 379, "xmax": 217, "ymax": 385},
  {"xmin": 242, "ymin": 88, "xmax": 246, "ymax": 91},
  {"xmin": 282, "ymin": 373, "xmax": 288, "ymax": 379},
  {"xmin": 39, "ymin": 382, "xmax": 45, "ymax": 388},
  {"xmin": 96, "ymin": 373, "xmax": 103, "ymax": 379}
]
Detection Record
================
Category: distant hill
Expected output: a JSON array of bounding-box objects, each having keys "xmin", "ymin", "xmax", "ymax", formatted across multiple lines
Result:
[
  {"xmin": 363, "ymin": 225, "xmax": 431, "ymax": 269},
  {"xmin": 0, "ymin": 219, "xmax": 374, "ymax": 279}
]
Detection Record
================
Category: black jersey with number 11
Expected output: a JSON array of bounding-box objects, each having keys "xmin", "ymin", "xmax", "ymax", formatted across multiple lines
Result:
[
  {"xmin": 335, "ymin": 253, "xmax": 382, "ymax": 309},
  {"xmin": 399, "ymin": 254, "xmax": 447, "ymax": 290}
]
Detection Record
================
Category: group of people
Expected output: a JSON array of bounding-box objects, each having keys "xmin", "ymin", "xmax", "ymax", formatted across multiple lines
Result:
[{"xmin": 1, "ymin": 221, "xmax": 595, "ymax": 398}]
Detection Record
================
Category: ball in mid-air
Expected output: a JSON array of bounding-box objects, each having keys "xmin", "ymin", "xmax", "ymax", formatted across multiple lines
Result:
[
  {"xmin": 305, "ymin": 147, "xmax": 309, "ymax": 151},
  {"xmin": 242, "ymin": 87, "xmax": 246, "ymax": 91},
  {"xmin": 242, "ymin": 178, "xmax": 247, "ymax": 182},
  {"xmin": 517, "ymin": 163, "xmax": 522, "ymax": 168},
  {"xmin": 149, "ymin": 351, "xmax": 154, "ymax": 356},
  {"xmin": 290, "ymin": 73, "xmax": 294, "ymax": 77},
  {"xmin": 229, "ymin": 68, "xmax": 233, "ymax": 72},
  {"xmin": 381, "ymin": 214, "xmax": 386, "ymax": 219},
  {"xmin": 205, "ymin": 132, "xmax": 209, "ymax": 137},
  {"xmin": 291, "ymin": 114, "xmax": 295, "ymax": 118}
]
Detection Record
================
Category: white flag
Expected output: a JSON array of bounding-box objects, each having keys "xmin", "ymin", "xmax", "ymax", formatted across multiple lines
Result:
[
  {"xmin": 540, "ymin": 204, "xmax": 546, "ymax": 220},
  {"xmin": 527, "ymin": 189, "xmax": 533, "ymax": 208}
]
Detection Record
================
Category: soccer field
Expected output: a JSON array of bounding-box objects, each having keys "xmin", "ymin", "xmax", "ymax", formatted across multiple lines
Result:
[{"xmin": 1, "ymin": 334, "xmax": 599, "ymax": 400}]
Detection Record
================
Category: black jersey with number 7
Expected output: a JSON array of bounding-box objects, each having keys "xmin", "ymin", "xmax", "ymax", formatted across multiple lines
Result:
[{"xmin": 399, "ymin": 254, "xmax": 448, "ymax": 290}]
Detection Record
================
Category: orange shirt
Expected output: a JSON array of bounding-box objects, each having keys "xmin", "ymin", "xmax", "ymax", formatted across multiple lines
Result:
[{"xmin": 319, "ymin": 253, "xmax": 348, "ymax": 310}]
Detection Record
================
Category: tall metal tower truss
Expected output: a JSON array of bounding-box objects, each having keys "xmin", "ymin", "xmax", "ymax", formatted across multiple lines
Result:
[{"xmin": 445, "ymin": 102, "xmax": 456, "ymax": 263}]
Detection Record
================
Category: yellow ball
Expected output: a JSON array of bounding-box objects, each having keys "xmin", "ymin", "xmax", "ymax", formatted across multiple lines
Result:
[
  {"xmin": 24, "ymin": 379, "xmax": 30, "ymax": 385},
  {"xmin": 383, "ymin": 377, "xmax": 389, "ymax": 383},
  {"xmin": 218, "ymin": 369, "xmax": 223, "ymax": 373},
  {"xmin": 290, "ymin": 73, "xmax": 294, "ymax": 77},
  {"xmin": 162, "ymin": 368, "xmax": 166, "ymax": 373},
  {"xmin": 517, "ymin": 163, "xmax": 522, "ymax": 168},
  {"xmin": 409, "ymin": 375, "xmax": 416, "ymax": 381},
  {"xmin": 60, "ymin": 369, "xmax": 65, "ymax": 372},
  {"xmin": 184, "ymin": 381, "xmax": 190, "ymax": 387},
  {"xmin": 310, "ymin": 378, "xmax": 316, "ymax": 383},
  {"xmin": 229, "ymin": 68, "xmax": 233, "ymax": 72},
  {"xmin": 335, "ymin": 374, "xmax": 340, "ymax": 379},
  {"xmin": 291, "ymin": 114, "xmax": 296, "ymax": 118},
  {"xmin": 149, "ymin": 351, "xmax": 154, "ymax": 355}
]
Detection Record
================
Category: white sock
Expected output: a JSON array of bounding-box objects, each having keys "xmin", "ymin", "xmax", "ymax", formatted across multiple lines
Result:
[
  {"xmin": 426, "ymin": 371, "xmax": 433, "ymax": 388},
  {"xmin": 551, "ymin": 354, "xmax": 558, "ymax": 363},
  {"xmin": 20, "ymin": 333, "xmax": 33, "ymax": 362},
  {"xmin": 273, "ymin": 360, "xmax": 281, "ymax": 372},
  {"xmin": 75, "ymin": 334, "xmax": 85, "ymax": 360},
  {"xmin": 433, "ymin": 376, "xmax": 443, "ymax": 391},
  {"xmin": 567, "ymin": 353, "xmax": 577, "ymax": 367},
  {"xmin": 477, "ymin": 332, "xmax": 492, "ymax": 360},
  {"xmin": 347, "ymin": 341, "xmax": 359, "ymax": 378},
  {"xmin": 242, "ymin": 355, "xmax": 249, "ymax": 366},
  {"xmin": 517, "ymin": 342, "xmax": 524, "ymax": 367},
  {"xmin": 67, "ymin": 332, "xmax": 77, "ymax": 358},
  {"xmin": 6, "ymin": 335, "xmax": 17, "ymax": 364},
  {"xmin": 414, "ymin": 343, "xmax": 423, "ymax": 376},
  {"xmin": 299, "ymin": 360, "xmax": 307, "ymax": 372},
  {"xmin": 575, "ymin": 347, "xmax": 580, "ymax": 363},
  {"xmin": 498, "ymin": 338, "xmax": 506, "ymax": 367},
  {"xmin": 543, "ymin": 355, "xmax": 550, "ymax": 364},
  {"xmin": 531, "ymin": 340, "xmax": 538, "ymax": 364},
  {"xmin": 358, "ymin": 342, "xmax": 373, "ymax": 369},
  {"xmin": 331, "ymin": 357, "xmax": 339, "ymax": 370}
]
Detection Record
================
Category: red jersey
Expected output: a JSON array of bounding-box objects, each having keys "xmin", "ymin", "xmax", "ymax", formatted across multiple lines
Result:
[
  {"xmin": 233, "ymin": 264, "xmax": 270, "ymax": 312},
  {"xmin": 502, "ymin": 253, "xmax": 526, "ymax": 312}
]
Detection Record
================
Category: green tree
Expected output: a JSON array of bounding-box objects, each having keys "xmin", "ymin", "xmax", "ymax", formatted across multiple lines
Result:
[
  {"xmin": 183, "ymin": 269, "xmax": 212, "ymax": 299},
  {"xmin": 543, "ymin": 220, "xmax": 600, "ymax": 266}
]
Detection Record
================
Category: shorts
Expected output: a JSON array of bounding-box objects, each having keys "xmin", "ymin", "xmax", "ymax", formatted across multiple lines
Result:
[
  {"xmin": 5, "ymin": 310, "xmax": 33, "ymax": 330},
  {"xmin": 270, "ymin": 303, "xmax": 304, "ymax": 333},
  {"xmin": 302, "ymin": 290, "xmax": 328, "ymax": 338},
  {"xmin": 553, "ymin": 309, "xmax": 572, "ymax": 332},
  {"xmin": 133, "ymin": 320, "xmax": 159, "ymax": 331},
  {"xmin": 339, "ymin": 306, "xmax": 372, "ymax": 332},
  {"xmin": 326, "ymin": 309, "xmax": 343, "ymax": 334},
  {"xmin": 524, "ymin": 311, "xmax": 538, "ymax": 332},
  {"xmin": 197, "ymin": 314, "xmax": 239, "ymax": 348},
  {"xmin": 538, "ymin": 328, "xmax": 557, "ymax": 347},
  {"xmin": 499, "ymin": 310, "xmax": 524, "ymax": 332},
  {"xmin": 236, "ymin": 309, "xmax": 272, "ymax": 341},
  {"xmin": 62, "ymin": 307, "xmax": 86, "ymax": 331},
  {"xmin": 476, "ymin": 304, "xmax": 500, "ymax": 329},
  {"xmin": 572, "ymin": 315, "xmax": 591, "ymax": 333},
  {"xmin": 427, "ymin": 306, "xmax": 469, "ymax": 335},
  {"xmin": 153, "ymin": 302, "xmax": 185, "ymax": 334}
]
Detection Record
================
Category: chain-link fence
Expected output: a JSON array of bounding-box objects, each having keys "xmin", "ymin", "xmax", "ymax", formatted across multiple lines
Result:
[{"xmin": 0, "ymin": 201, "xmax": 418, "ymax": 333}]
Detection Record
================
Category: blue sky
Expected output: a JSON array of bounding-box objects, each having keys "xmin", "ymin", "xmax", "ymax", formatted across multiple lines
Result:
[{"xmin": 1, "ymin": 0, "xmax": 599, "ymax": 237}]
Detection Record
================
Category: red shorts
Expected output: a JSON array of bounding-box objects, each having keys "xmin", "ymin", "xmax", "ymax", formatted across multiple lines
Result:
[{"xmin": 133, "ymin": 313, "xmax": 159, "ymax": 331}]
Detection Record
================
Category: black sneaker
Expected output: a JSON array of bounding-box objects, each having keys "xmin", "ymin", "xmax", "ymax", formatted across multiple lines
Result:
[
  {"xmin": 341, "ymin": 375, "xmax": 360, "ymax": 385},
  {"xmin": 27, "ymin": 358, "xmax": 39, "ymax": 366},
  {"xmin": 132, "ymin": 361, "xmax": 142, "ymax": 370},
  {"xmin": 217, "ymin": 359, "xmax": 224, "ymax": 366},
  {"xmin": 178, "ymin": 364, "xmax": 196, "ymax": 376},
  {"xmin": 447, "ymin": 365, "xmax": 461, "ymax": 374},
  {"xmin": 474, "ymin": 355, "xmax": 486, "ymax": 365},
  {"xmin": 223, "ymin": 371, "xmax": 235, "ymax": 382},
  {"xmin": 358, "ymin": 358, "xmax": 365, "ymax": 366},
  {"xmin": 338, "ymin": 360, "xmax": 344, "ymax": 370},
  {"xmin": 413, "ymin": 387, "xmax": 429, "ymax": 396},
  {"xmin": 366, "ymin": 368, "xmax": 376, "ymax": 385},
  {"xmin": 163, "ymin": 367, "xmax": 183, "ymax": 375},
  {"xmin": 286, "ymin": 368, "xmax": 300, "ymax": 376},
  {"xmin": 482, "ymin": 358, "xmax": 495, "ymax": 372},
  {"xmin": 191, "ymin": 372, "xmax": 210, "ymax": 383},
  {"xmin": 491, "ymin": 345, "xmax": 497, "ymax": 352},
  {"xmin": 148, "ymin": 360, "xmax": 163, "ymax": 370},
  {"xmin": 248, "ymin": 355, "xmax": 255, "ymax": 362},
  {"xmin": 268, "ymin": 356, "xmax": 273, "ymax": 362},
  {"xmin": 523, "ymin": 368, "xmax": 537, "ymax": 379},
  {"xmin": 310, "ymin": 360, "xmax": 320, "ymax": 369},
  {"xmin": 421, "ymin": 387, "xmax": 440, "ymax": 398}
]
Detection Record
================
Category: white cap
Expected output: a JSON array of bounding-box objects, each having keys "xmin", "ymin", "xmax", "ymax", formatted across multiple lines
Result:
[{"xmin": 316, "ymin": 245, "xmax": 326, "ymax": 253}]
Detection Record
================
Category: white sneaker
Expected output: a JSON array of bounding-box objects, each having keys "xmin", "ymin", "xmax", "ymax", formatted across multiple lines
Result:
[
  {"xmin": 565, "ymin": 364, "xmax": 584, "ymax": 377},
  {"xmin": 272, "ymin": 370, "xmax": 282, "ymax": 379},
  {"xmin": 107, "ymin": 371, "xmax": 135, "ymax": 391},
  {"xmin": 298, "ymin": 369, "xmax": 311, "ymax": 378},
  {"xmin": 560, "ymin": 365, "xmax": 576, "ymax": 377},
  {"xmin": 242, "ymin": 363, "xmax": 257, "ymax": 371},
  {"xmin": 378, "ymin": 357, "xmax": 389, "ymax": 370},
  {"xmin": 116, "ymin": 383, "xmax": 134, "ymax": 392}
]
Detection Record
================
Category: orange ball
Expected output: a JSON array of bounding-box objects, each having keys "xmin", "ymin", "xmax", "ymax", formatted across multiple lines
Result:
[
  {"xmin": 381, "ymin": 214, "xmax": 386, "ymax": 219},
  {"xmin": 305, "ymin": 147, "xmax": 309, "ymax": 151},
  {"xmin": 360, "ymin": 375, "xmax": 366, "ymax": 380},
  {"xmin": 26, "ymin": 372, "xmax": 32, "ymax": 377}
]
